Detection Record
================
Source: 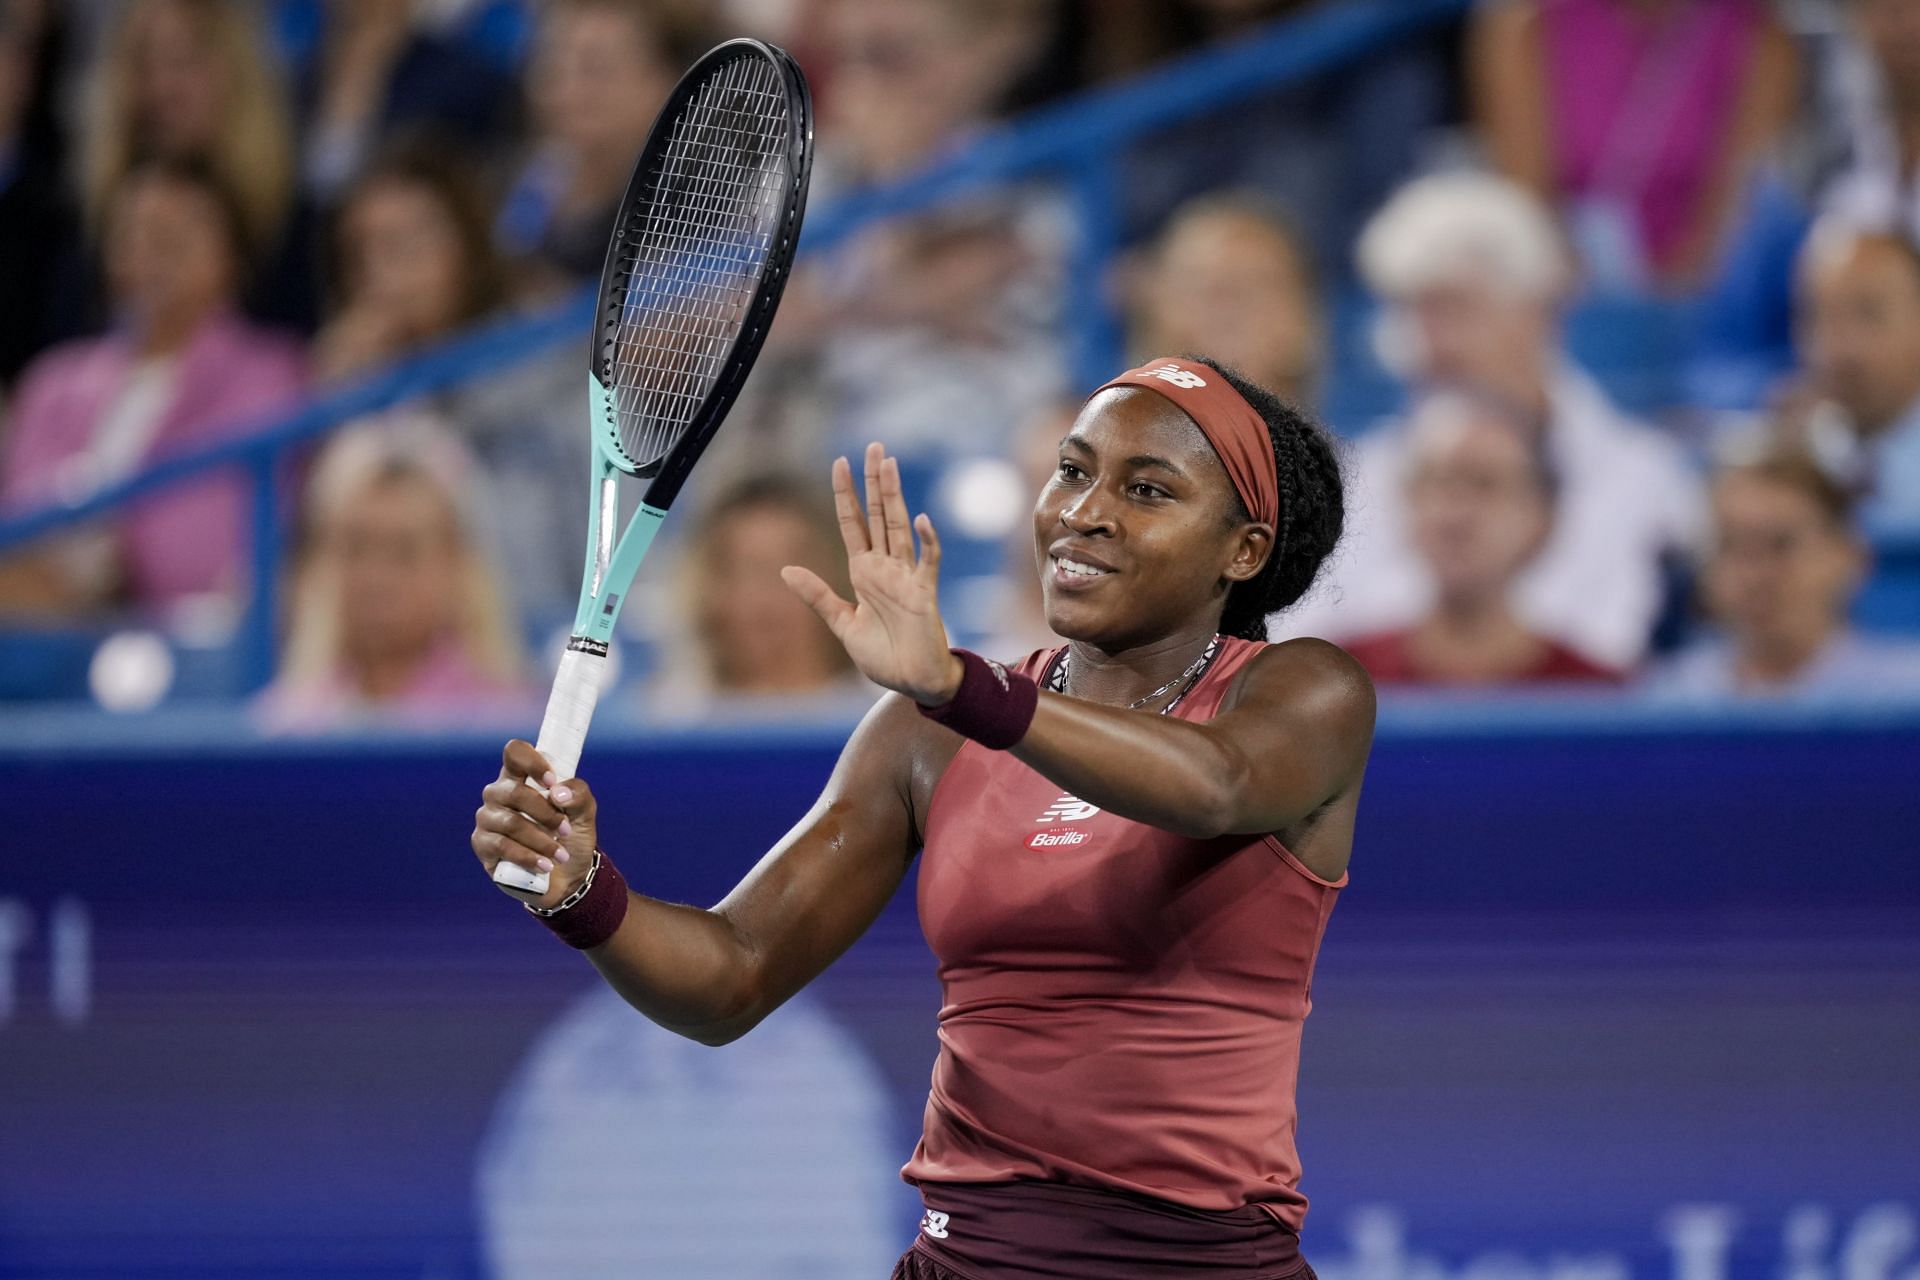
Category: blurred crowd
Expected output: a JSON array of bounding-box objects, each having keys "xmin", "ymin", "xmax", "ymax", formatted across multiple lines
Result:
[{"xmin": 2, "ymin": 0, "xmax": 1919, "ymax": 728}]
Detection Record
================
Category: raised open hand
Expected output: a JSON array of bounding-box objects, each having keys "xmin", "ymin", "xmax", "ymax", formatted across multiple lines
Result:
[{"xmin": 780, "ymin": 442, "xmax": 963, "ymax": 705}]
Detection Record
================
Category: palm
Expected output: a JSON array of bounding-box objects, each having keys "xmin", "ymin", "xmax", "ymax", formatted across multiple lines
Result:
[{"xmin": 780, "ymin": 444, "xmax": 956, "ymax": 701}]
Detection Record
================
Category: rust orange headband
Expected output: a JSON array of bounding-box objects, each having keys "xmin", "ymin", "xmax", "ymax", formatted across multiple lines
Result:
[{"xmin": 1090, "ymin": 357, "xmax": 1279, "ymax": 527}]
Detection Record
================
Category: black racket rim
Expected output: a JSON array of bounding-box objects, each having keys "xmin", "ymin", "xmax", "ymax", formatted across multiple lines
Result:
[{"xmin": 590, "ymin": 37, "xmax": 814, "ymax": 508}]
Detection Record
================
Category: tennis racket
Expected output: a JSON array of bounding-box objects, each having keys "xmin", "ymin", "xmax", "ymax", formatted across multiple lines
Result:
[{"xmin": 493, "ymin": 39, "xmax": 813, "ymax": 900}]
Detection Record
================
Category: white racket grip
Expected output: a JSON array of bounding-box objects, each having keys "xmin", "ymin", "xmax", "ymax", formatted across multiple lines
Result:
[
  {"xmin": 533, "ymin": 644, "xmax": 606, "ymax": 784},
  {"xmin": 491, "ymin": 644, "xmax": 607, "ymax": 900}
]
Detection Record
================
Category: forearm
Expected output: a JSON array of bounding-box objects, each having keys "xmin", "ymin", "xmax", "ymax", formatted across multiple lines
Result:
[
  {"xmin": 1010, "ymin": 693, "xmax": 1244, "ymax": 838},
  {"xmin": 584, "ymin": 893, "xmax": 765, "ymax": 1046}
]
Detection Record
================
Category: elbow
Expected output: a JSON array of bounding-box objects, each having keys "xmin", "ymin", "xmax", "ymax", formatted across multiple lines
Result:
[
  {"xmin": 680, "ymin": 956, "xmax": 772, "ymax": 1047},
  {"xmin": 685, "ymin": 1021, "xmax": 750, "ymax": 1048},
  {"xmin": 666, "ymin": 998, "xmax": 764, "ymax": 1047}
]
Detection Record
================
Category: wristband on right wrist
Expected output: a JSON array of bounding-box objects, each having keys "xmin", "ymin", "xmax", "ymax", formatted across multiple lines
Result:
[{"xmin": 524, "ymin": 848, "xmax": 628, "ymax": 950}]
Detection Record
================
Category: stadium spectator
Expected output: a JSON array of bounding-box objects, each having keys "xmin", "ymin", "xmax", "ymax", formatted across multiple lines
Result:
[
  {"xmin": 315, "ymin": 140, "xmax": 508, "ymax": 381},
  {"xmin": 1820, "ymin": 0, "xmax": 1920, "ymax": 243},
  {"xmin": 0, "ymin": 158, "xmax": 305, "ymax": 621},
  {"xmin": 1784, "ymin": 218, "xmax": 1920, "ymax": 534},
  {"xmin": 1128, "ymin": 193, "xmax": 1323, "ymax": 409},
  {"xmin": 1470, "ymin": 0, "xmax": 1799, "ymax": 292},
  {"xmin": 1341, "ymin": 391, "xmax": 1621, "ymax": 688},
  {"xmin": 645, "ymin": 472, "xmax": 871, "ymax": 721},
  {"xmin": 79, "ymin": 0, "xmax": 316, "ymax": 332},
  {"xmin": 1649, "ymin": 442, "xmax": 1920, "ymax": 699},
  {"xmin": 748, "ymin": 0, "xmax": 1067, "ymax": 467},
  {"xmin": 1117, "ymin": 0, "xmax": 1450, "ymax": 279},
  {"xmin": 1279, "ymin": 173, "xmax": 1703, "ymax": 670},
  {"xmin": 259, "ymin": 424, "xmax": 527, "ymax": 730},
  {"xmin": 0, "ymin": 1, "xmax": 75, "ymax": 389},
  {"xmin": 496, "ymin": 0, "xmax": 705, "ymax": 294},
  {"xmin": 299, "ymin": 0, "xmax": 521, "ymax": 201},
  {"xmin": 812, "ymin": 0, "xmax": 1050, "ymax": 190},
  {"xmin": 314, "ymin": 137, "xmax": 586, "ymax": 625}
]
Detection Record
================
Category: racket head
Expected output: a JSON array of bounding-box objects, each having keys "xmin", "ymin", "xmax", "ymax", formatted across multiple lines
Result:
[{"xmin": 589, "ymin": 38, "xmax": 813, "ymax": 502}]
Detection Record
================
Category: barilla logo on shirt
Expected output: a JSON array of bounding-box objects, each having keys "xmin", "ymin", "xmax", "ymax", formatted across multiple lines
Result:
[{"xmin": 1028, "ymin": 794, "xmax": 1099, "ymax": 849}]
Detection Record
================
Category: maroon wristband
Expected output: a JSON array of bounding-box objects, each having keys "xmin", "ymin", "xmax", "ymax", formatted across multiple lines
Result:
[
  {"xmin": 526, "ymin": 849, "xmax": 629, "ymax": 950},
  {"xmin": 917, "ymin": 649, "xmax": 1039, "ymax": 749}
]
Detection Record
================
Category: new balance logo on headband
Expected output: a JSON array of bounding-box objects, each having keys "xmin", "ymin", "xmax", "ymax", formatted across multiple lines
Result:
[{"xmin": 1142, "ymin": 363, "xmax": 1207, "ymax": 389}]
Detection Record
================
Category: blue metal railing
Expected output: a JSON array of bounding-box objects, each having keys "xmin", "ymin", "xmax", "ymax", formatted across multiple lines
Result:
[{"xmin": 0, "ymin": 0, "xmax": 1472, "ymax": 688}]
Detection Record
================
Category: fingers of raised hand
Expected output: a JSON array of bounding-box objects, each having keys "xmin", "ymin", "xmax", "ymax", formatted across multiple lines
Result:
[
  {"xmin": 864, "ymin": 442, "xmax": 889, "ymax": 554},
  {"xmin": 780, "ymin": 564, "xmax": 854, "ymax": 632},
  {"xmin": 831, "ymin": 455, "xmax": 869, "ymax": 557},
  {"xmin": 880, "ymin": 455, "xmax": 914, "ymax": 561},
  {"xmin": 915, "ymin": 512, "xmax": 942, "ymax": 579}
]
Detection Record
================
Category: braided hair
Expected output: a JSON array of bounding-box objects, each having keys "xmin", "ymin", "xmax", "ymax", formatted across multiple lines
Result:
[{"xmin": 1186, "ymin": 355, "xmax": 1345, "ymax": 641}]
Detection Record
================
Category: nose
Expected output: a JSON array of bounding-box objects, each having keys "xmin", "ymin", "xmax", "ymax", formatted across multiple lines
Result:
[{"xmin": 1059, "ymin": 482, "xmax": 1116, "ymax": 537}]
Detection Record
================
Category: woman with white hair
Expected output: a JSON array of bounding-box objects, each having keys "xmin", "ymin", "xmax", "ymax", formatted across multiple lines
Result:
[
  {"xmin": 257, "ymin": 423, "xmax": 529, "ymax": 730},
  {"xmin": 1279, "ymin": 171, "xmax": 1704, "ymax": 673},
  {"xmin": 1342, "ymin": 390, "xmax": 1621, "ymax": 687}
]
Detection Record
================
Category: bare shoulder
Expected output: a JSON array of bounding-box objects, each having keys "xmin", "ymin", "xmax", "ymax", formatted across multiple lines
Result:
[
  {"xmin": 1234, "ymin": 637, "xmax": 1377, "ymax": 719},
  {"xmin": 1222, "ymin": 638, "xmax": 1378, "ymax": 775}
]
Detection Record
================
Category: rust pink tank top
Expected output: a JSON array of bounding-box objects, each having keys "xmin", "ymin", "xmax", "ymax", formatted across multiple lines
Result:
[{"xmin": 903, "ymin": 636, "xmax": 1345, "ymax": 1232}]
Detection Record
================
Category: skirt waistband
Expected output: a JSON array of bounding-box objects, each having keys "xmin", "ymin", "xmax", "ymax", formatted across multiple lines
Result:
[{"xmin": 912, "ymin": 1180, "xmax": 1304, "ymax": 1280}]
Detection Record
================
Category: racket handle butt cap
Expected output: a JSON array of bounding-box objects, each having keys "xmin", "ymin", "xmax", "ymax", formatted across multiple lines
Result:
[{"xmin": 493, "ymin": 860, "xmax": 551, "ymax": 900}]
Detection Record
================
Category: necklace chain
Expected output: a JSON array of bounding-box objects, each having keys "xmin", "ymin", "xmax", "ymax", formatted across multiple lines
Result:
[{"xmin": 1046, "ymin": 634, "xmax": 1222, "ymax": 714}]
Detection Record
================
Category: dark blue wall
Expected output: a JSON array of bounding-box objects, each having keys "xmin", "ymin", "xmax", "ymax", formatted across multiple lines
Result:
[{"xmin": 2, "ymin": 708, "xmax": 1916, "ymax": 1278}]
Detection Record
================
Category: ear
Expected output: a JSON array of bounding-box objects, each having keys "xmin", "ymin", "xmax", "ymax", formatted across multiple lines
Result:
[
  {"xmin": 1518, "ymin": 494, "xmax": 1553, "ymax": 565},
  {"xmin": 1840, "ymin": 531, "xmax": 1871, "ymax": 595},
  {"xmin": 1221, "ymin": 522, "xmax": 1274, "ymax": 587}
]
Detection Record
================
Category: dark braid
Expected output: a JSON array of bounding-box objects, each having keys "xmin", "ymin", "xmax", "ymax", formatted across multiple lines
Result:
[{"xmin": 1185, "ymin": 355, "xmax": 1345, "ymax": 641}]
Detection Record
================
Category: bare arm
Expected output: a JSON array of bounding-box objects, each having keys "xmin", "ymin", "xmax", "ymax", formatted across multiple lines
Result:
[
  {"xmin": 1469, "ymin": 0, "xmax": 1555, "ymax": 200},
  {"xmin": 780, "ymin": 442, "xmax": 1376, "ymax": 883},
  {"xmin": 1663, "ymin": 16, "xmax": 1800, "ymax": 288},
  {"xmin": 471, "ymin": 694, "xmax": 926, "ymax": 1046},
  {"xmin": 1008, "ymin": 637, "xmax": 1375, "ymax": 842}
]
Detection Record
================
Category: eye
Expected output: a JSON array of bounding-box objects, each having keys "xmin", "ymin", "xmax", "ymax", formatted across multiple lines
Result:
[
  {"xmin": 1129, "ymin": 482, "xmax": 1168, "ymax": 500},
  {"xmin": 1056, "ymin": 460, "xmax": 1085, "ymax": 481}
]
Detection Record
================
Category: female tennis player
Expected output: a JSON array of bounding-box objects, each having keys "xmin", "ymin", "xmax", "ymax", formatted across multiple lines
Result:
[{"xmin": 471, "ymin": 354, "xmax": 1374, "ymax": 1279}]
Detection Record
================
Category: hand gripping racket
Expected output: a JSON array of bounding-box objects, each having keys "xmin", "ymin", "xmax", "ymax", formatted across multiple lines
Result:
[{"xmin": 493, "ymin": 39, "xmax": 813, "ymax": 899}]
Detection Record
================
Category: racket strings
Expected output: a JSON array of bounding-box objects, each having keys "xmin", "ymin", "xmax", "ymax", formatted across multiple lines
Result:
[{"xmin": 605, "ymin": 54, "xmax": 794, "ymax": 468}]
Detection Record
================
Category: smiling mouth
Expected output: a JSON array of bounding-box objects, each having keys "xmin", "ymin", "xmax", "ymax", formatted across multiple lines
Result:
[{"xmin": 1051, "ymin": 555, "xmax": 1116, "ymax": 584}]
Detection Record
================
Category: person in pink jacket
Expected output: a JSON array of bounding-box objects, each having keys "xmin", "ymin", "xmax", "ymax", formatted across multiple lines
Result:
[{"xmin": 0, "ymin": 155, "xmax": 305, "ymax": 622}]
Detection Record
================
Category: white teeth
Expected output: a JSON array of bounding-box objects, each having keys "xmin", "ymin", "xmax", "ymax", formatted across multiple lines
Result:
[{"xmin": 1055, "ymin": 557, "xmax": 1111, "ymax": 578}]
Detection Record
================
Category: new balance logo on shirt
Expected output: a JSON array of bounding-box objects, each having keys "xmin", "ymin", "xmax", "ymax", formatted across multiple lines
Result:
[
  {"xmin": 1036, "ymin": 794, "xmax": 1099, "ymax": 824},
  {"xmin": 921, "ymin": 1209, "xmax": 951, "ymax": 1239},
  {"xmin": 1027, "ymin": 793, "xmax": 1099, "ymax": 850}
]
